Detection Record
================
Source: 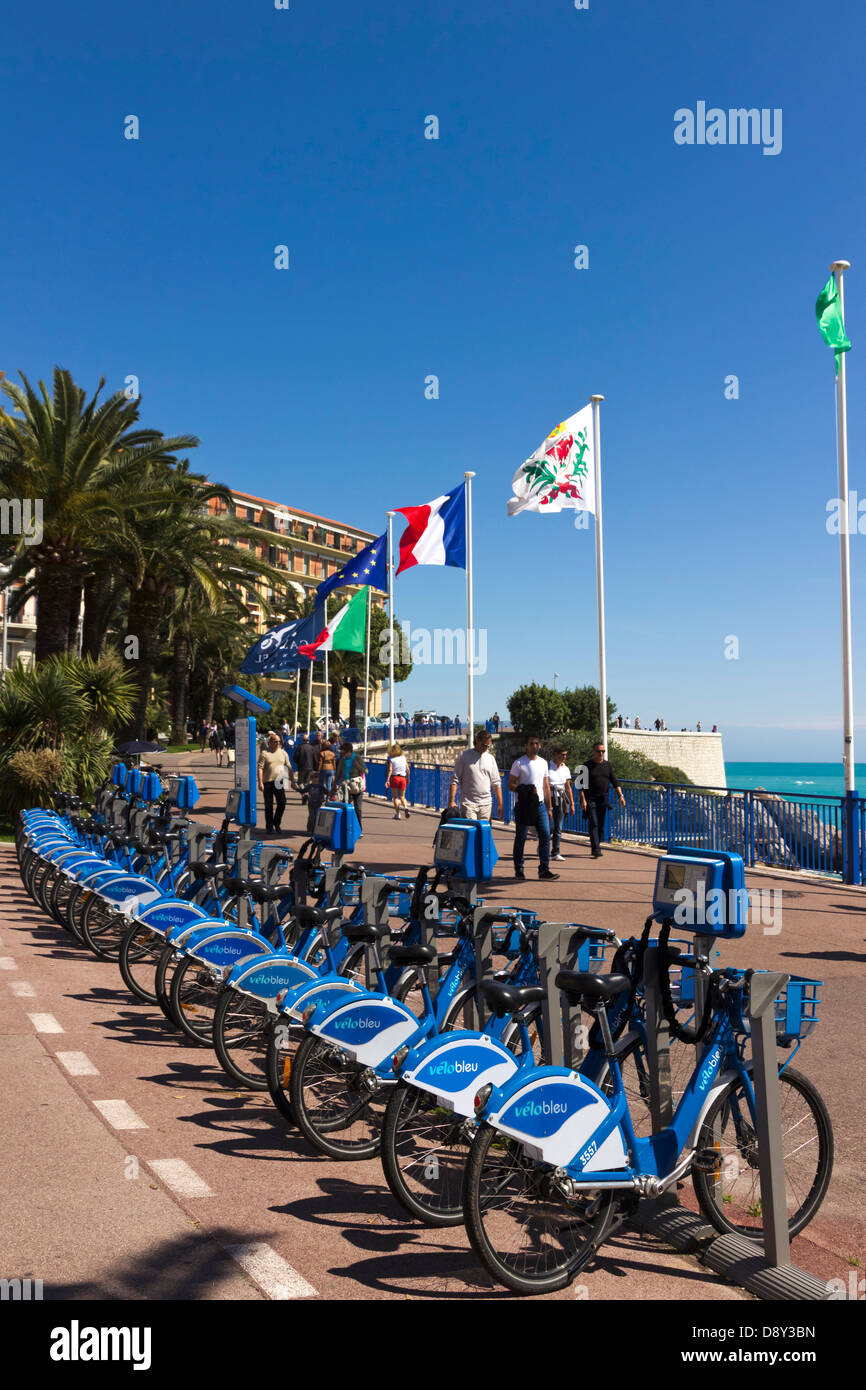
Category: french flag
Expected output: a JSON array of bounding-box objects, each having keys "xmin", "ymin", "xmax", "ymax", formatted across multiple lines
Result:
[{"xmin": 396, "ymin": 482, "xmax": 466, "ymax": 575}]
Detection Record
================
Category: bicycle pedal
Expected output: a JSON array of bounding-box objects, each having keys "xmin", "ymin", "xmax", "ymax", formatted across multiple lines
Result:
[{"xmin": 693, "ymin": 1147, "xmax": 723, "ymax": 1173}]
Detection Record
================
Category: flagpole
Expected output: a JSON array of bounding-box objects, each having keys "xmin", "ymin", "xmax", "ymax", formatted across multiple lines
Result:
[
  {"xmin": 323, "ymin": 596, "xmax": 329, "ymax": 734},
  {"xmin": 387, "ymin": 512, "xmax": 396, "ymax": 751},
  {"xmin": 293, "ymin": 668, "xmax": 300, "ymax": 735},
  {"xmin": 590, "ymin": 395, "xmax": 608, "ymax": 752},
  {"xmin": 363, "ymin": 584, "xmax": 371, "ymax": 761},
  {"xmin": 464, "ymin": 471, "xmax": 475, "ymax": 747},
  {"xmin": 306, "ymin": 640, "xmax": 313, "ymax": 735},
  {"xmin": 831, "ymin": 260, "xmax": 855, "ymax": 792}
]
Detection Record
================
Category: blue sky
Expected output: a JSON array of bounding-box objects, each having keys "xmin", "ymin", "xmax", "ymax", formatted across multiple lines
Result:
[{"xmin": 1, "ymin": 0, "xmax": 863, "ymax": 760}]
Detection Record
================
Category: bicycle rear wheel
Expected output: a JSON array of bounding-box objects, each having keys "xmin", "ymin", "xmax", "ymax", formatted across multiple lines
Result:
[
  {"xmin": 118, "ymin": 922, "xmax": 163, "ymax": 1004},
  {"xmin": 290, "ymin": 987, "xmax": 477, "ymax": 1161},
  {"xmin": 381, "ymin": 1082, "xmax": 472, "ymax": 1226},
  {"xmin": 81, "ymin": 895, "xmax": 127, "ymax": 960},
  {"xmin": 169, "ymin": 954, "xmax": 223, "ymax": 1043},
  {"xmin": 464, "ymin": 1124, "xmax": 615, "ymax": 1295},
  {"xmin": 212, "ymin": 990, "xmax": 271, "ymax": 1089},
  {"xmin": 692, "ymin": 1065, "xmax": 833, "ymax": 1240}
]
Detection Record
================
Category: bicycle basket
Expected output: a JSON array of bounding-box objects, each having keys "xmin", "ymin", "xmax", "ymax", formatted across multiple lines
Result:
[{"xmin": 729, "ymin": 971, "xmax": 822, "ymax": 1045}]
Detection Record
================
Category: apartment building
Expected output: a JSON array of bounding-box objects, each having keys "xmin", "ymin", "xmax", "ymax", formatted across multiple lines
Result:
[{"xmin": 211, "ymin": 489, "xmax": 387, "ymax": 721}]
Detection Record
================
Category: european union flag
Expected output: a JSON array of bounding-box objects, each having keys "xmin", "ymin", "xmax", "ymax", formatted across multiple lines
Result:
[
  {"xmin": 316, "ymin": 530, "xmax": 387, "ymax": 604},
  {"xmin": 241, "ymin": 611, "xmax": 320, "ymax": 675}
]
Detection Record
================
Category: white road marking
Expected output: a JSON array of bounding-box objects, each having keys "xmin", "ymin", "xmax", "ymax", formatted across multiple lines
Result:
[
  {"xmin": 10, "ymin": 980, "xmax": 35, "ymax": 997},
  {"xmin": 93, "ymin": 1099, "xmax": 148, "ymax": 1130},
  {"xmin": 148, "ymin": 1159, "xmax": 213, "ymax": 1198},
  {"xmin": 226, "ymin": 1242, "xmax": 317, "ymax": 1300},
  {"xmin": 56, "ymin": 1051, "xmax": 99, "ymax": 1076},
  {"xmin": 0, "ymin": 957, "xmax": 18, "ymax": 970},
  {"xmin": 27, "ymin": 1012, "xmax": 63, "ymax": 1033}
]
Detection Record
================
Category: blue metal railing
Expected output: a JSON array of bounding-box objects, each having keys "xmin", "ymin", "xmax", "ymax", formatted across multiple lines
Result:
[{"xmin": 364, "ymin": 761, "xmax": 858, "ymax": 882}]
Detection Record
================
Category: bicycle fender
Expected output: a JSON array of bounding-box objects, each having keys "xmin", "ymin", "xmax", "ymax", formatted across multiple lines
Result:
[
  {"xmin": 226, "ymin": 955, "xmax": 317, "ymax": 1005},
  {"xmin": 281, "ymin": 974, "xmax": 365, "ymax": 1019},
  {"xmin": 310, "ymin": 993, "xmax": 420, "ymax": 1066},
  {"xmin": 685, "ymin": 1066, "xmax": 741, "ymax": 1150},
  {"xmin": 486, "ymin": 1067, "xmax": 629, "ymax": 1170},
  {"xmin": 90, "ymin": 874, "xmax": 164, "ymax": 912},
  {"xmin": 402, "ymin": 1031, "xmax": 519, "ymax": 1118},
  {"xmin": 185, "ymin": 930, "xmax": 274, "ymax": 971},
  {"xmin": 136, "ymin": 900, "xmax": 211, "ymax": 937}
]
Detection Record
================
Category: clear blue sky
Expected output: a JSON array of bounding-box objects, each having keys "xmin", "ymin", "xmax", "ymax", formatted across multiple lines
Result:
[{"xmin": 2, "ymin": 0, "xmax": 863, "ymax": 760}]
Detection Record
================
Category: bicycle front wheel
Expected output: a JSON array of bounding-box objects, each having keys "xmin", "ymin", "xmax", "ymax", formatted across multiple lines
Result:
[
  {"xmin": 464, "ymin": 1124, "xmax": 615, "ymax": 1295},
  {"xmin": 692, "ymin": 1065, "xmax": 833, "ymax": 1240}
]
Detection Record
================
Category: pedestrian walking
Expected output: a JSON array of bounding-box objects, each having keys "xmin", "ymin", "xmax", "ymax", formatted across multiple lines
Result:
[
  {"xmin": 447, "ymin": 729, "xmax": 503, "ymax": 821},
  {"xmin": 306, "ymin": 772, "xmax": 326, "ymax": 834},
  {"xmin": 634, "ymin": 716, "xmax": 641, "ymax": 730},
  {"xmin": 493, "ymin": 711, "xmax": 500, "ymax": 733},
  {"xmin": 214, "ymin": 720, "xmax": 227, "ymax": 766},
  {"xmin": 387, "ymin": 743, "xmax": 411, "ymax": 820},
  {"xmin": 317, "ymin": 737, "xmax": 337, "ymax": 795},
  {"xmin": 295, "ymin": 733, "xmax": 317, "ymax": 802},
  {"xmin": 548, "ymin": 745, "xmax": 575, "ymax": 861},
  {"xmin": 696, "ymin": 720, "xmax": 702, "ymax": 732},
  {"xmin": 507, "ymin": 734, "xmax": 558, "ymax": 881},
  {"xmin": 624, "ymin": 716, "xmax": 631, "ymax": 729},
  {"xmin": 577, "ymin": 739, "xmax": 625, "ymax": 859},
  {"xmin": 257, "ymin": 730, "xmax": 297, "ymax": 833},
  {"xmin": 198, "ymin": 718, "xmax": 208, "ymax": 752},
  {"xmin": 336, "ymin": 741, "xmax": 366, "ymax": 830}
]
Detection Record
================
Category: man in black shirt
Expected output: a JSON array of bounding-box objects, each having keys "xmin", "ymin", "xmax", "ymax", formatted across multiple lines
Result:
[
  {"xmin": 295, "ymin": 734, "xmax": 318, "ymax": 803},
  {"xmin": 577, "ymin": 740, "xmax": 626, "ymax": 859}
]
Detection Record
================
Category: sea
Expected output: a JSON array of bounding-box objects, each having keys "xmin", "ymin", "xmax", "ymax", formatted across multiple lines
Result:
[{"xmin": 724, "ymin": 762, "xmax": 865, "ymax": 799}]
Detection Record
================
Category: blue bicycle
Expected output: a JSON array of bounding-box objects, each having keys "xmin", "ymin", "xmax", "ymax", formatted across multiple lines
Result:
[{"xmin": 462, "ymin": 936, "xmax": 833, "ymax": 1295}]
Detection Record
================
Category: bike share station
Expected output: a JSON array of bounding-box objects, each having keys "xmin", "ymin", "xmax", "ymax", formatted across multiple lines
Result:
[
  {"xmin": 413, "ymin": 825, "xmax": 829, "ymax": 1300},
  {"xmin": 634, "ymin": 848, "xmax": 827, "ymax": 1300}
]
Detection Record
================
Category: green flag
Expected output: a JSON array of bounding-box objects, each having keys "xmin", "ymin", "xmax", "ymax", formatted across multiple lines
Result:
[
  {"xmin": 298, "ymin": 587, "xmax": 367, "ymax": 658},
  {"xmin": 816, "ymin": 274, "xmax": 851, "ymax": 374}
]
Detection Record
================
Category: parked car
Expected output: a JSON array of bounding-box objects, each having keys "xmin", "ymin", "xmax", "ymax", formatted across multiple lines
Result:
[{"xmin": 412, "ymin": 710, "xmax": 439, "ymax": 723}]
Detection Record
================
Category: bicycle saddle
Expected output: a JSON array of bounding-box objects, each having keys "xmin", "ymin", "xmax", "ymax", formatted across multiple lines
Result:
[
  {"xmin": 189, "ymin": 860, "xmax": 227, "ymax": 878},
  {"xmin": 387, "ymin": 943, "xmax": 437, "ymax": 966},
  {"xmin": 482, "ymin": 980, "xmax": 545, "ymax": 1018},
  {"xmin": 293, "ymin": 905, "xmax": 343, "ymax": 929},
  {"xmin": 555, "ymin": 970, "xmax": 631, "ymax": 1006},
  {"xmin": 342, "ymin": 921, "xmax": 389, "ymax": 944}
]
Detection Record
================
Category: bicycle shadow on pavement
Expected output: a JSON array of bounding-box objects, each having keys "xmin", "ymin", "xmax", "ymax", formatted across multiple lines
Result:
[
  {"xmin": 44, "ymin": 1229, "xmax": 265, "ymax": 1302},
  {"xmin": 176, "ymin": 1094, "xmax": 313, "ymax": 1162},
  {"xmin": 274, "ymin": 1174, "xmax": 415, "ymax": 1232}
]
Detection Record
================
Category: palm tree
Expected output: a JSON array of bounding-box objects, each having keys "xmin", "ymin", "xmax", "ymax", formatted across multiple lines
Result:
[
  {"xmin": 117, "ymin": 467, "xmax": 291, "ymax": 738},
  {"xmin": 0, "ymin": 368, "xmax": 198, "ymax": 660}
]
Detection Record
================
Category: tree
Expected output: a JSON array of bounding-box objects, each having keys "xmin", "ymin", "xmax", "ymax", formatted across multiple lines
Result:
[
  {"xmin": 0, "ymin": 368, "xmax": 197, "ymax": 660},
  {"xmin": 116, "ymin": 466, "xmax": 288, "ymax": 738},
  {"xmin": 507, "ymin": 683, "xmax": 569, "ymax": 739},
  {"xmin": 561, "ymin": 684, "xmax": 616, "ymax": 733}
]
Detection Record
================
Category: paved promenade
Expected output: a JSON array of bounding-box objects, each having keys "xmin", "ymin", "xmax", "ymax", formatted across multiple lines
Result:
[{"xmin": 1, "ymin": 750, "xmax": 862, "ymax": 1301}]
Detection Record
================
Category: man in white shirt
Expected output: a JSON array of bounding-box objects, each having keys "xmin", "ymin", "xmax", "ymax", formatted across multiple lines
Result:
[
  {"xmin": 507, "ymin": 734, "xmax": 558, "ymax": 881},
  {"xmin": 448, "ymin": 729, "xmax": 504, "ymax": 821}
]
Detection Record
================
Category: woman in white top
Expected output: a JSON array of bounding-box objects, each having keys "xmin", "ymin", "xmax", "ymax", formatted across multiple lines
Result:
[
  {"xmin": 548, "ymin": 745, "xmax": 575, "ymax": 861},
  {"xmin": 386, "ymin": 743, "xmax": 411, "ymax": 820}
]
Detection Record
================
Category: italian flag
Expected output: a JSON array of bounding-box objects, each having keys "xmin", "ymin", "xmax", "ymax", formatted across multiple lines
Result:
[{"xmin": 298, "ymin": 588, "xmax": 367, "ymax": 659}]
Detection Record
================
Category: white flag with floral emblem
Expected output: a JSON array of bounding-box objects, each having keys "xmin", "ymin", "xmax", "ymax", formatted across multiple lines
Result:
[{"xmin": 507, "ymin": 404, "xmax": 596, "ymax": 517}]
